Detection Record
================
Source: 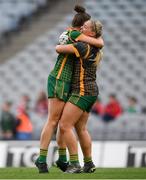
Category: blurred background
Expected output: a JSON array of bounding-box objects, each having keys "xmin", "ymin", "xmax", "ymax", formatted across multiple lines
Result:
[{"xmin": 0, "ymin": 0, "xmax": 146, "ymax": 168}]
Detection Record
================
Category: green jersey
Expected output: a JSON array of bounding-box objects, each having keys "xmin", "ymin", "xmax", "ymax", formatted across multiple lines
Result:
[{"xmin": 50, "ymin": 30, "xmax": 82, "ymax": 82}]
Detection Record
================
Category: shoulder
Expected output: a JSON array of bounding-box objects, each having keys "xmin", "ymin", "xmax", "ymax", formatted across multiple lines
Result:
[
  {"xmin": 74, "ymin": 41, "xmax": 88, "ymax": 48},
  {"xmin": 59, "ymin": 30, "xmax": 70, "ymax": 45},
  {"xmin": 74, "ymin": 42, "xmax": 89, "ymax": 52},
  {"xmin": 69, "ymin": 30, "xmax": 81, "ymax": 39},
  {"xmin": 73, "ymin": 42, "xmax": 89, "ymax": 58}
]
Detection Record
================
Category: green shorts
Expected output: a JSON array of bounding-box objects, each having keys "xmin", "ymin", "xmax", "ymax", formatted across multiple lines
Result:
[
  {"xmin": 68, "ymin": 93, "xmax": 97, "ymax": 112},
  {"xmin": 47, "ymin": 75, "xmax": 71, "ymax": 102}
]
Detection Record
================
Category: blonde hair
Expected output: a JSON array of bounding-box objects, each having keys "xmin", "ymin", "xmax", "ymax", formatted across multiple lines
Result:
[
  {"xmin": 91, "ymin": 20, "xmax": 103, "ymax": 38},
  {"xmin": 94, "ymin": 50, "xmax": 103, "ymax": 66},
  {"xmin": 91, "ymin": 20, "xmax": 103, "ymax": 66}
]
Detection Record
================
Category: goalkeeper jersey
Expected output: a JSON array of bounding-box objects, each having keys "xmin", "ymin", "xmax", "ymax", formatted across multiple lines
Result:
[{"xmin": 50, "ymin": 30, "xmax": 82, "ymax": 82}]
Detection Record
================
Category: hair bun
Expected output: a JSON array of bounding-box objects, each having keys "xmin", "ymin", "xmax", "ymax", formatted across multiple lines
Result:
[{"xmin": 74, "ymin": 5, "xmax": 86, "ymax": 13}]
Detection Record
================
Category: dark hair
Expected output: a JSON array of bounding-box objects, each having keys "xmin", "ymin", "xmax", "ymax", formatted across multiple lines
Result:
[
  {"xmin": 5, "ymin": 101, "xmax": 12, "ymax": 106},
  {"xmin": 109, "ymin": 93, "xmax": 117, "ymax": 98},
  {"xmin": 128, "ymin": 96, "xmax": 137, "ymax": 103},
  {"xmin": 72, "ymin": 5, "xmax": 91, "ymax": 27}
]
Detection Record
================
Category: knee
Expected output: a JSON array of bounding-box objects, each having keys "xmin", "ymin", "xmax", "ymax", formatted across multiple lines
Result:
[
  {"xmin": 47, "ymin": 114, "xmax": 60, "ymax": 128},
  {"xmin": 76, "ymin": 127, "xmax": 86, "ymax": 136},
  {"xmin": 50, "ymin": 120, "xmax": 58, "ymax": 128},
  {"xmin": 59, "ymin": 121, "xmax": 69, "ymax": 135}
]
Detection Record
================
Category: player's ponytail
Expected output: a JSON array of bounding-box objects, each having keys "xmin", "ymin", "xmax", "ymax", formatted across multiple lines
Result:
[
  {"xmin": 72, "ymin": 5, "xmax": 91, "ymax": 28},
  {"xmin": 94, "ymin": 50, "xmax": 103, "ymax": 66},
  {"xmin": 74, "ymin": 5, "xmax": 85, "ymax": 13}
]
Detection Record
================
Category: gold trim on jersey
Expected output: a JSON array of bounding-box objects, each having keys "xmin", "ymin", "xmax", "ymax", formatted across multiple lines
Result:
[
  {"xmin": 57, "ymin": 55, "xmax": 68, "ymax": 79},
  {"xmin": 72, "ymin": 45, "xmax": 85, "ymax": 96},
  {"xmin": 84, "ymin": 44, "xmax": 90, "ymax": 59},
  {"xmin": 72, "ymin": 45, "xmax": 80, "ymax": 57},
  {"xmin": 79, "ymin": 58, "xmax": 85, "ymax": 96}
]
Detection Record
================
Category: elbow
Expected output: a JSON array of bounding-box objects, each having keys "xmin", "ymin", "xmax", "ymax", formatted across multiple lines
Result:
[
  {"xmin": 96, "ymin": 37, "xmax": 104, "ymax": 48},
  {"xmin": 99, "ymin": 39, "xmax": 104, "ymax": 48},
  {"xmin": 55, "ymin": 45, "xmax": 61, "ymax": 53}
]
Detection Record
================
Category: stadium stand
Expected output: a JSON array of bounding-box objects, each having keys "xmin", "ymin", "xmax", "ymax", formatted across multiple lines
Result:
[
  {"xmin": 88, "ymin": 113, "xmax": 146, "ymax": 141},
  {"xmin": 0, "ymin": 0, "xmax": 146, "ymax": 140},
  {"xmin": 0, "ymin": 0, "xmax": 49, "ymax": 35}
]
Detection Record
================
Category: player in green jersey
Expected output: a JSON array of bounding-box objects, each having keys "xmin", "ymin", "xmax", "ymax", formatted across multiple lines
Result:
[
  {"xmin": 35, "ymin": 5, "xmax": 104, "ymax": 173},
  {"xmin": 56, "ymin": 19, "xmax": 103, "ymax": 173}
]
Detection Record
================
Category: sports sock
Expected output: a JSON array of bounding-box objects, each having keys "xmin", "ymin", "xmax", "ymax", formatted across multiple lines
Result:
[
  {"xmin": 38, "ymin": 149, "xmax": 48, "ymax": 163},
  {"xmin": 70, "ymin": 154, "xmax": 79, "ymax": 164},
  {"xmin": 58, "ymin": 148, "xmax": 67, "ymax": 162},
  {"xmin": 84, "ymin": 157, "xmax": 92, "ymax": 164}
]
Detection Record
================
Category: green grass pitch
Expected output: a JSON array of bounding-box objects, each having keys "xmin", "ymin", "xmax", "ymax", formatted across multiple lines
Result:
[{"xmin": 0, "ymin": 167, "xmax": 146, "ymax": 179}]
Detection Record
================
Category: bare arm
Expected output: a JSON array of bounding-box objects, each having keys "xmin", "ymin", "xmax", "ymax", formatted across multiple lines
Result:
[
  {"xmin": 56, "ymin": 44, "xmax": 75, "ymax": 54},
  {"xmin": 76, "ymin": 34, "xmax": 104, "ymax": 48}
]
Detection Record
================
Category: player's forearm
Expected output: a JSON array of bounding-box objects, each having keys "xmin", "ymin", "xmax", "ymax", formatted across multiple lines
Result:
[
  {"xmin": 78, "ymin": 34, "xmax": 104, "ymax": 48},
  {"xmin": 56, "ymin": 44, "xmax": 74, "ymax": 54}
]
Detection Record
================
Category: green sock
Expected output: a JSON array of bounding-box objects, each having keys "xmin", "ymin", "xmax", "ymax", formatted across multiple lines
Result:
[
  {"xmin": 70, "ymin": 154, "xmax": 79, "ymax": 164},
  {"xmin": 58, "ymin": 148, "xmax": 67, "ymax": 162},
  {"xmin": 38, "ymin": 149, "xmax": 48, "ymax": 163},
  {"xmin": 84, "ymin": 157, "xmax": 92, "ymax": 164}
]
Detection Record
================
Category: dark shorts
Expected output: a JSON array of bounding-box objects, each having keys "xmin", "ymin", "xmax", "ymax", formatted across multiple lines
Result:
[
  {"xmin": 68, "ymin": 93, "xmax": 97, "ymax": 112},
  {"xmin": 47, "ymin": 75, "xmax": 71, "ymax": 102}
]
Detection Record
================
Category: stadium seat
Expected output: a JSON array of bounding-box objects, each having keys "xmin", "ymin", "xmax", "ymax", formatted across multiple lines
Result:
[{"xmin": 0, "ymin": 0, "xmax": 146, "ymax": 140}]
